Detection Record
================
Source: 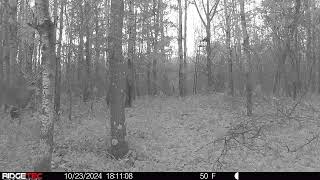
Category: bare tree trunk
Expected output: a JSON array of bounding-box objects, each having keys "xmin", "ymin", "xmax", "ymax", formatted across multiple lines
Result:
[
  {"xmin": 26, "ymin": 34, "xmax": 35, "ymax": 75},
  {"xmin": 318, "ymin": 33, "xmax": 320, "ymax": 94},
  {"xmin": 143, "ymin": 3, "xmax": 152, "ymax": 96},
  {"xmin": 54, "ymin": 0, "xmax": 64, "ymax": 118},
  {"xmin": 206, "ymin": 17, "xmax": 212, "ymax": 89},
  {"xmin": 83, "ymin": 2, "xmax": 91, "ymax": 103},
  {"xmin": 231, "ymin": 0, "xmax": 242, "ymax": 96},
  {"xmin": 25, "ymin": 0, "xmax": 35, "ymax": 76},
  {"xmin": 104, "ymin": 0, "xmax": 111, "ymax": 105},
  {"xmin": 133, "ymin": 11, "xmax": 137, "ymax": 99},
  {"xmin": 65, "ymin": 6, "xmax": 73, "ymax": 121},
  {"xmin": 305, "ymin": 0, "xmax": 316, "ymax": 93},
  {"xmin": 78, "ymin": 0, "xmax": 84, "ymax": 101},
  {"xmin": 273, "ymin": 44, "xmax": 287, "ymax": 96},
  {"xmin": 311, "ymin": 1, "xmax": 316, "ymax": 93},
  {"xmin": 224, "ymin": 0, "xmax": 233, "ymax": 96},
  {"xmin": 292, "ymin": 33, "xmax": 299, "ymax": 100},
  {"xmin": 67, "ymin": 34, "xmax": 73, "ymax": 121},
  {"xmin": 8, "ymin": 0, "xmax": 18, "ymax": 87},
  {"xmin": 2, "ymin": 0, "xmax": 9, "ymax": 88},
  {"xmin": 91, "ymin": 5, "xmax": 100, "ymax": 111},
  {"xmin": 183, "ymin": 0, "xmax": 188, "ymax": 95},
  {"xmin": 178, "ymin": 0, "xmax": 184, "ymax": 97},
  {"xmin": 147, "ymin": 26, "xmax": 152, "ymax": 96},
  {"xmin": 290, "ymin": 0, "xmax": 301, "ymax": 100},
  {"xmin": 193, "ymin": 0, "xmax": 220, "ymax": 90},
  {"xmin": 159, "ymin": 0, "xmax": 165, "ymax": 55},
  {"xmin": 94, "ymin": 5, "xmax": 100, "ymax": 95},
  {"xmin": 0, "ymin": 2, "xmax": 5, "ymax": 111},
  {"xmin": 0, "ymin": 1, "xmax": 4, "ymax": 84},
  {"xmin": 152, "ymin": 0, "xmax": 159, "ymax": 95},
  {"xmin": 36, "ymin": 39, "xmax": 43, "ymax": 110},
  {"xmin": 25, "ymin": 1, "xmax": 36, "ymax": 111},
  {"xmin": 33, "ymin": 0, "xmax": 56, "ymax": 171},
  {"xmin": 236, "ymin": 17, "xmax": 243, "ymax": 95},
  {"xmin": 193, "ymin": 47, "xmax": 199, "ymax": 94},
  {"xmin": 108, "ymin": 0, "xmax": 128, "ymax": 159},
  {"xmin": 126, "ymin": 0, "xmax": 136, "ymax": 107},
  {"xmin": 18, "ymin": 0, "xmax": 25, "ymax": 73},
  {"xmin": 240, "ymin": 0, "xmax": 252, "ymax": 116}
]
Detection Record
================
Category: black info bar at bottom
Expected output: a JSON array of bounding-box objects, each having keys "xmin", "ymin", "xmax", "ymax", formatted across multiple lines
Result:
[{"xmin": 1, "ymin": 172, "xmax": 320, "ymax": 180}]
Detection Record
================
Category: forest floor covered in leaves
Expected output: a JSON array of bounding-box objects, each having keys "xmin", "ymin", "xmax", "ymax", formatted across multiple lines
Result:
[{"xmin": 1, "ymin": 93, "xmax": 320, "ymax": 171}]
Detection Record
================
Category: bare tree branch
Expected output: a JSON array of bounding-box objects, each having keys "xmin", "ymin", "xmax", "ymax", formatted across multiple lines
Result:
[
  {"xmin": 201, "ymin": 0, "xmax": 207, "ymax": 14},
  {"xmin": 193, "ymin": 0, "xmax": 207, "ymax": 27},
  {"xmin": 285, "ymin": 134, "xmax": 319, "ymax": 153},
  {"xmin": 210, "ymin": 0, "xmax": 220, "ymax": 21}
]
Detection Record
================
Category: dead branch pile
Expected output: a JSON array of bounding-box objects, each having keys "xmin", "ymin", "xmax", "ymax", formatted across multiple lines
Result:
[{"xmin": 212, "ymin": 93, "xmax": 320, "ymax": 171}]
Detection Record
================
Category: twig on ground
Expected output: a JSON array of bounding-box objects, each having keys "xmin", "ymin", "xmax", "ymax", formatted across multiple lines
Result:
[
  {"xmin": 212, "ymin": 137, "xmax": 229, "ymax": 171},
  {"xmin": 284, "ymin": 134, "xmax": 319, "ymax": 153},
  {"xmin": 105, "ymin": 151, "xmax": 116, "ymax": 160},
  {"xmin": 194, "ymin": 140, "xmax": 215, "ymax": 153}
]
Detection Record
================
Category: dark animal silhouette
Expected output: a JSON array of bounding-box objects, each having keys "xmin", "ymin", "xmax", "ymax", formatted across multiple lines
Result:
[
  {"xmin": 1, "ymin": 78, "xmax": 35, "ymax": 124},
  {"xmin": 10, "ymin": 106, "xmax": 20, "ymax": 120},
  {"xmin": 8, "ymin": 106, "xmax": 22, "ymax": 125}
]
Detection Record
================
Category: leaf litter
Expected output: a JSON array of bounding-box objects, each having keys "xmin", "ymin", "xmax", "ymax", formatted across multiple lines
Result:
[{"xmin": 0, "ymin": 94, "xmax": 320, "ymax": 171}]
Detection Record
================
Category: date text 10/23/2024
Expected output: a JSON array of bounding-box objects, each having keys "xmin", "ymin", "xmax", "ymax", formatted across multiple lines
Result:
[
  {"xmin": 63, "ymin": 172, "xmax": 225, "ymax": 180},
  {"xmin": 1, "ymin": 172, "xmax": 238, "ymax": 180}
]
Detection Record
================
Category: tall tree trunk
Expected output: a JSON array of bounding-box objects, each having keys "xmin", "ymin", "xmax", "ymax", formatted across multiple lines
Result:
[
  {"xmin": 152, "ymin": 0, "xmax": 159, "ymax": 95},
  {"xmin": 78, "ymin": 0, "xmax": 84, "ymax": 100},
  {"xmin": 224, "ymin": 0, "xmax": 233, "ymax": 96},
  {"xmin": 104, "ymin": 0, "xmax": 111, "ymax": 105},
  {"xmin": 146, "ymin": 24, "xmax": 152, "ymax": 96},
  {"xmin": 183, "ymin": 0, "xmax": 188, "ymax": 95},
  {"xmin": 292, "ymin": 32, "xmax": 299, "ymax": 99},
  {"xmin": 18, "ymin": 0, "xmax": 25, "ymax": 73},
  {"xmin": 8, "ymin": 0, "xmax": 18, "ymax": 87},
  {"xmin": 33, "ymin": 0, "xmax": 56, "ymax": 171},
  {"xmin": 36, "ymin": 39, "xmax": 43, "ymax": 110},
  {"xmin": 236, "ymin": 17, "xmax": 243, "ymax": 95},
  {"xmin": 231, "ymin": 0, "xmax": 242, "ymax": 96},
  {"xmin": 94, "ymin": 5, "xmax": 100, "ymax": 95},
  {"xmin": 193, "ymin": 47, "xmax": 199, "ymax": 94},
  {"xmin": 1, "ymin": 0, "xmax": 10, "ymax": 112},
  {"xmin": 2, "ymin": 0, "xmax": 8, "ymax": 86},
  {"xmin": 318, "ymin": 34, "xmax": 320, "ymax": 94},
  {"xmin": 273, "ymin": 39, "xmax": 288, "ymax": 97},
  {"xmin": 310, "ymin": 0, "xmax": 316, "ymax": 93},
  {"xmin": 178, "ymin": 0, "xmax": 184, "ymax": 97},
  {"xmin": 0, "ymin": 1, "xmax": 4, "ymax": 84},
  {"xmin": 159, "ymin": 0, "xmax": 165, "ymax": 54},
  {"xmin": 54, "ymin": 0, "xmax": 64, "ymax": 118},
  {"xmin": 26, "ymin": 34, "xmax": 35, "ymax": 75},
  {"xmin": 318, "ymin": 31, "xmax": 320, "ymax": 94},
  {"xmin": 133, "ymin": 11, "xmax": 138, "ymax": 99},
  {"xmin": 108, "ymin": 0, "xmax": 128, "ymax": 159},
  {"xmin": 126, "ymin": 0, "xmax": 136, "ymax": 107},
  {"xmin": 25, "ymin": 1, "xmax": 36, "ymax": 111},
  {"xmin": 193, "ymin": 0, "xmax": 220, "ymax": 92},
  {"xmin": 67, "ymin": 32, "xmax": 73, "ymax": 121},
  {"xmin": 305, "ymin": 0, "xmax": 315, "ymax": 92},
  {"xmin": 66, "ymin": 6, "xmax": 73, "ymax": 121},
  {"xmin": 25, "ymin": 0, "xmax": 35, "ymax": 76},
  {"xmin": 290, "ymin": 0, "xmax": 301, "ymax": 100},
  {"xmin": 83, "ymin": 1, "xmax": 91, "ymax": 102},
  {"xmin": 239, "ymin": 0, "xmax": 252, "ymax": 116},
  {"xmin": 206, "ymin": 22, "xmax": 212, "ymax": 89}
]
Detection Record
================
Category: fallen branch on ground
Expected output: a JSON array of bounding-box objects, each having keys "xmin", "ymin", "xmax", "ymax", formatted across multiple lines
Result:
[{"xmin": 283, "ymin": 134, "xmax": 319, "ymax": 153}]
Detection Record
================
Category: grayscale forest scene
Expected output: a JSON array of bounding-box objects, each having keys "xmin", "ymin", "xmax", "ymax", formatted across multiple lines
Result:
[{"xmin": 1, "ymin": 0, "xmax": 320, "ymax": 172}]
